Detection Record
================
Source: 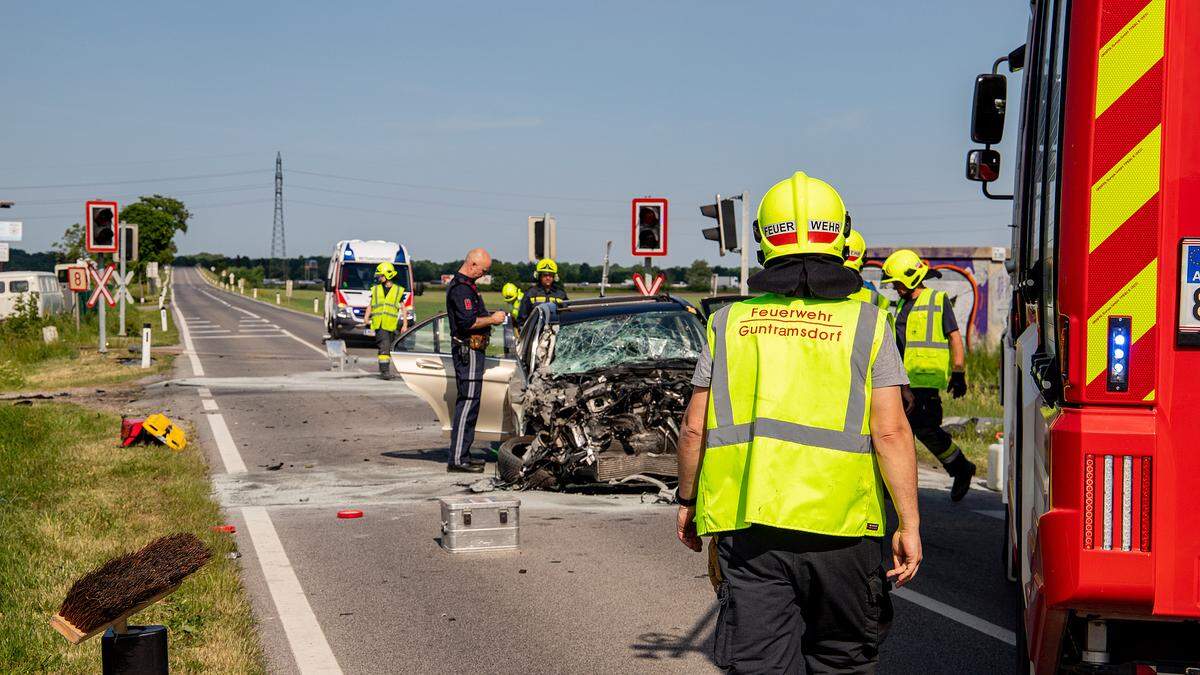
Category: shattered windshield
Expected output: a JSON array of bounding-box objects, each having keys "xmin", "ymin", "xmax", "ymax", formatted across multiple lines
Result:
[{"xmin": 549, "ymin": 309, "xmax": 704, "ymax": 375}]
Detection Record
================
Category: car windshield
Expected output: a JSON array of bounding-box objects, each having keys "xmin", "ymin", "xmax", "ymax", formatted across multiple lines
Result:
[
  {"xmin": 549, "ymin": 309, "xmax": 704, "ymax": 375},
  {"xmin": 339, "ymin": 262, "xmax": 408, "ymax": 291}
]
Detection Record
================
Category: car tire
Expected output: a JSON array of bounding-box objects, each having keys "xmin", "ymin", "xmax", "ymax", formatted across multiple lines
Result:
[{"xmin": 497, "ymin": 436, "xmax": 533, "ymax": 484}]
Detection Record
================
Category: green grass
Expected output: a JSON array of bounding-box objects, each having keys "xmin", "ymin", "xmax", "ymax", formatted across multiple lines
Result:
[
  {"xmin": 0, "ymin": 402, "xmax": 264, "ymax": 673},
  {"xmin": 941, "ymin": 343, "xmax": 1003, "ymax": 468},
  {"xmin": 0, "ymin": 299, "xmax": 179, "ymax": 393}
]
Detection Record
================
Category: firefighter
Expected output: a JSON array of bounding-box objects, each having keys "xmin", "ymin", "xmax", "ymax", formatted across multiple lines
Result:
[
  {"xmin": 501, "ymin": 282, "xmax": 524, "ymax": 322},
  {"xmin": 445, "ymin": 248, "xmax": 508, "ymax": 473},
  {"xmin": 844, "ymin": 228, "xmax": 891, "ymax": 311},
  {"xmin": 881, "ymin": 249, "xmax": 976, "ymax": 501},
  {"xmin": 360, "ymin": 262, "xmax": 407, "ymax": 380},
  {"xmin": 675, "ymin": 171, "xmax": 921, "ymax": 672},
  {"xmin": 517, "ymin": 259, "xmax": 569, "ymax": 318}
]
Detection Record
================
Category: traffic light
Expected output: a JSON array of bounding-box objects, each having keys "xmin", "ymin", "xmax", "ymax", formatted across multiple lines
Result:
[
  {"xmin": 85, "ymin": 201, "xmax": 119, "ymax": 254},
  {"xmin": 631, "ymin": 198, "xmax": 668, "ymax": 256},
  {"xmin": 700, "ymin": 196, "xmax": 738, "ymax": 255},
  {"xmin": 528, "ymin": 214, "xmax": 557, "ymax": 262},
  {"xmin": 120, "ymin": 224, "xmax": 138, "ymax": 262}
]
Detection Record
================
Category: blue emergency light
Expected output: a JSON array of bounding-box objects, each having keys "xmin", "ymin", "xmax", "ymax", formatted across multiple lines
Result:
[{"xmin": 1107, "ymin": 316, "xmax": 1131, "ymax": 392}]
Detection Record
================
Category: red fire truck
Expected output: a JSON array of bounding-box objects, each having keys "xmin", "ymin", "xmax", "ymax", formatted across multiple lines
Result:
[{"xmin": 966, "ymin": 0, "xmax": 1200, "ymax": 671}]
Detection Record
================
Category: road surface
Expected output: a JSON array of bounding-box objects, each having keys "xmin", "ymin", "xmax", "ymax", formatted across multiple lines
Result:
[{"xmin": 144, "ymin": 267, "xmax": 1017, "ymax": 673}]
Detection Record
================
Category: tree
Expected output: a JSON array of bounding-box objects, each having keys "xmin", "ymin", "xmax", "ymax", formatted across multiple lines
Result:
[
  {"xmin": 685, "ymin": 259, "xmax": 713, "ymax": 291},
  {"xmin": 120, "ymin": 195, "xmax": 191, "ymax": 274},
  {"xmin": 52, "ymin": 223, "xmax": 86, "ymax": 263}
]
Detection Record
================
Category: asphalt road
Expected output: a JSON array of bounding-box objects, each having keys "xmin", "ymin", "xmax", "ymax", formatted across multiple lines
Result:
[{"xmin": 150, "ymin": 267, "xmax": 1017, "ymax": 674}]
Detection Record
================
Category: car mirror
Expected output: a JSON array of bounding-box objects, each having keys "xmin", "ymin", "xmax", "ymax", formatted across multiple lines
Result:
[
  {"xmin": 966, "ymin": 148, "xmax": 1001, "ymax": 183},
  {"xmin": 323, "ymin": 278, "xmax": 333, "ymax": 292},
  {"xmin": 970, "ymin": 73, "xmax": 1007, "ymax": 144}
]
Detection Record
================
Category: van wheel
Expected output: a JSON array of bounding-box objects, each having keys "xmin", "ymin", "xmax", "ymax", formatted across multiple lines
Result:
[{"xmin": 497, "ymin": 436, "xmax": 533, "ymax": 484}]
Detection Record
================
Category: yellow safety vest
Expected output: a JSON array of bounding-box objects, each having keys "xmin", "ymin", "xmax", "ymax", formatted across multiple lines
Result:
[
  {"xmin": 848, "ymin": 285, "xmax": 891, "ymax": 312},
  {"xmin": 369, "ymin": 283, "xmax": 405, "ymax": 331},
  {"xmin": 696, "ymin": 294, "xmax": 890, "ymax": 538},
  {"xmin": 511, "ymin": 291, "xmax": 524, "ymax": 319},
  {"xmin": 902, "ymin": 289, "xmax": 950, "ymax": 389}
]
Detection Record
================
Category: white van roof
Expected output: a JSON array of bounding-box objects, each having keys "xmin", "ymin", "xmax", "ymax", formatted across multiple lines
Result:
[
  {"xmin": 0, "ymin": 270, "xmax": 56, "ymax": 279},
  {"xmin": 333, "ymin": 240, "xmax": 409, "ymax": 264}
]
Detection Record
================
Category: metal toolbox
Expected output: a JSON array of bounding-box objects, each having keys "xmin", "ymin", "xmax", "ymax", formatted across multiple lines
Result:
[{"xmin": 438, "ymin": 495, "xmax": 520, "ymax": 553}]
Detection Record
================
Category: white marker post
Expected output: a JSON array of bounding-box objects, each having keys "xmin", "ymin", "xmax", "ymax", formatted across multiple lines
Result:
[
  {"xmin": 253, "ymin": 288, "xmax": 258, "ymax": 299},
  {"xmin": 160, "ymin": 307, "xmax": 168, "ymax": 332},
  {"xmin": 276, "ymin": 292, "xmax": 281, "ymax": 305},
  {"xmin": 141, "ymin": 323, "xmax": 152, "ymax": 368},
  {"xmin": 313, "ymin": 298, "xmax": 319, "ymax": 314}
]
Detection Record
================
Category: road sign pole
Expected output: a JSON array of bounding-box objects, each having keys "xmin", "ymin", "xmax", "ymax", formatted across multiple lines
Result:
[
  {"xmin": 740, "ymin": 191, "xmax": 750, "ymax": 295},
  {"xmin": 600, "ymin": 240, "xmax": 612, "ymax": 297},
  {"xmin": 118, "ymin": 239, "xmax": 126, "ymax": 336},
  {"xmin": 643, "ymin": 256, "xmax": 652, "ymax": 288},
  {"xmin": 98, "ymin": 296, "xmax": 107, "ymax": 354}
]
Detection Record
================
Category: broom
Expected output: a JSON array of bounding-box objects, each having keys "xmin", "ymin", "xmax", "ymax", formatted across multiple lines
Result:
[{"xmin": 50, "ymin": 533, "xmax": 212, "ymax": 644}]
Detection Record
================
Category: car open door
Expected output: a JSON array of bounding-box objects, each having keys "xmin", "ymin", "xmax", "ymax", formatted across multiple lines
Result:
[
  {"xmin": 390, "ymin": 313, "xmax": 518, "ymax": 442},
  {"xmin": 699, "ymin": 294, "xmax": 751, "ymax": 319}
]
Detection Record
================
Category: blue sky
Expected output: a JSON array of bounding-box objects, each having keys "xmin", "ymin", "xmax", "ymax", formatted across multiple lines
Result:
[{"xmin": 1, "ymin": 1, "xmax": 1030, "ymax": 264}]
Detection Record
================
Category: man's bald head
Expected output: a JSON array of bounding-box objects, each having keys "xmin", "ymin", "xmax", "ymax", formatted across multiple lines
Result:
[{"xmin": 459, "ymin": 248, "xmax": 493, "ymax": 279}]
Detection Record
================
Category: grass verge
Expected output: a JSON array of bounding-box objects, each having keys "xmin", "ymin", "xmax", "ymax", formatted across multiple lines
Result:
[{"xmin": 0, "ymin": 402, "xmax": 264, "ymax": 673}]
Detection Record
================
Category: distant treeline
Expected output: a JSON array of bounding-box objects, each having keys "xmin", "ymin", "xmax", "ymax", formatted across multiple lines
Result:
[
  {"xmin": 172, "ymin": 253, "xmax": 744, "ymax": 287},
  {"xmin": 4, "ymin": 249, "xmax": 57, "ymax": 271}
]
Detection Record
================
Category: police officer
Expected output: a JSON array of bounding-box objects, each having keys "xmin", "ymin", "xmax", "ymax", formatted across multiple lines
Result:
[
  {"xmin": 676, "ymin": 172, "xmax": 922, "ymax": 673},
  {"xmin": 517, "ymin": 259, "xmax": 569, "ymax": 318},
  {"xmin": 360, "ymin": 262, "xmax": 407, "ymax": 380},
  {"xmin": 881, "ymin": 249, "xmax": 976, "ymax": 501},
  {"xmin": 501, "ymin": 282, "xmax": 524, "ymax": 322},
  {"xmin": 844, "ymin": 229, "xmax": 890, "ymax": 311},
  {"xmin": 445, "ymin": 248, "xmax": 508, "ymax": 473}
]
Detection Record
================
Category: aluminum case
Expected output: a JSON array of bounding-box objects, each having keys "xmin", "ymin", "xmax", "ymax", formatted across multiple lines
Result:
[{"xmin": 438, "ymin": 495, "xmax": 520, "ymax": 553}]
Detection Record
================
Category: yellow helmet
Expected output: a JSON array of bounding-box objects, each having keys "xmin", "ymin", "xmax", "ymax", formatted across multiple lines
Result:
[
  {"xmin": 881, "ymin": 249, "xmax": 929, "ymax": 289},
  {"xmin": 755, "ymin": 171, "xmax": 849, "ymax": 264},
  {"xmin": 374, "ymin": 261, "xmax": 397, "ymax": 280},
  {"xmin": 501, "ymin": 282, "xmax": 520, "ymax": 301},
  {"xmin": 535, "ymin": 259, "xmax": 558, "ymax": 277},
  {"xmin": 843, "ymin": 229, "xmax": 867, "ymax": 272}
]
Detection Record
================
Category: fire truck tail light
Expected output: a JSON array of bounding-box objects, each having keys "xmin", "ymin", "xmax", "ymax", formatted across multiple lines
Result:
[{"xmin": 1083, "ymin": 453, "xmax": 1151, "ymax": 553}]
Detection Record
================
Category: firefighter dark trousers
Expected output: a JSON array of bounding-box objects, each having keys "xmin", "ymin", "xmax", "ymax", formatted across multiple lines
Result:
[
  {"xmin": 714, "ymin": 527, "xmax": 892, "ymax": 674},
  {"xmin": 448, "ymin": 344, "xmax": 485, "ymax": 466},
  {"xmin": 906, "ymin": 387, "xmax": 964, "ymax": 469},
  {"xmin": 375, "ymin": 329, "xmax": 396, "ymax": 378}
]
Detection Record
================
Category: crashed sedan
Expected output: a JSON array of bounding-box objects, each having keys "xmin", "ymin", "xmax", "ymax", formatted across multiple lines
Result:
[{"xmin": 388, "ymin": 295, "xmax": 706, "ymax": 489}]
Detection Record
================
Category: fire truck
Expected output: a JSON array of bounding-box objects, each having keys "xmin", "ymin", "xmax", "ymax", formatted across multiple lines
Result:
[{"xmin": 966, "ymin": 0, "xmax": 1200, "ymax": 671}]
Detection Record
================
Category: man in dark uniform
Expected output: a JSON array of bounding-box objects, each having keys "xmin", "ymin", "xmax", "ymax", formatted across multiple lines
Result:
[
  {"xmin": 517, "ymin": 258, "xmax": 569, "ymax": 319},
  {"xmin": 445, "ymin": 247, "xmax": 508, "ymax": 473}
]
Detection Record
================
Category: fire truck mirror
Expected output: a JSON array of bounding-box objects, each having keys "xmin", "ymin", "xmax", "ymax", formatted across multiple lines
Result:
[
  {"xmin": 970, "ymin": 73, "xmax": 1007, "ymax": 144},
  {"xmin": 965, "ymin": 148, "xmax": 1001, "ymax": 183}
]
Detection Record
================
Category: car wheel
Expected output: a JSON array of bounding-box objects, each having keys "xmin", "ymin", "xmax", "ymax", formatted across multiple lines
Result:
[{"xmin": 497, "ymin": 436, "xmax": 533, "ymax": 483}]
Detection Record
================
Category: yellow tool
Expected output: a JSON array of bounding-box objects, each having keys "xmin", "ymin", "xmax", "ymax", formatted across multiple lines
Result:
[{"xmin": 142, "ymin": 413, "xmax": 186, "ymax": 451}]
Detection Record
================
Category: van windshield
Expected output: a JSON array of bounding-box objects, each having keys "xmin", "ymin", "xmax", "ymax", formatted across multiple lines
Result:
[{"xmin": 339, "ymin": 262, "xmax": 409, "ymax": 291}]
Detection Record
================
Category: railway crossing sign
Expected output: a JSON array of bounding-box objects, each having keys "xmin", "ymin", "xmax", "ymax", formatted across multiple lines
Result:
[
  {"xmin": 633, "ymin": 272, "xmax": 666, "ymax": 296},
  {"xmin": 67, "ymin": 266, "xmax": 89, "ymax": 292},
  {"xmin": 86, "ymin": 264, "xmax": 117, "ymax": 308},
  {"xmin": 114, "ymin": 270, "xmax": 135, "ymax": 304}
]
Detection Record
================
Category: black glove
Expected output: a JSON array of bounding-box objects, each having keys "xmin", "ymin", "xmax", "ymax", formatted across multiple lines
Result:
[
  {"xmin": 948, "ymin": 371, "xmax": 967, "ymax": 399},
  {"xmin": 901, "ymin": 385, "xmax": 916, "ymax": 414}
]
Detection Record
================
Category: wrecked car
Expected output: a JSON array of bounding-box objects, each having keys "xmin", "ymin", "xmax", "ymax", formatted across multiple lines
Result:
[{"xmin": 388, "ymin": 295, "xmax": 706, "ymax": 489}]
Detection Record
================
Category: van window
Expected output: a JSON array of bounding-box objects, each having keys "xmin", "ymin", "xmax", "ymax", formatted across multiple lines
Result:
[
  {"xmin": 0, "ymin": 281, "xmax": 5, "ymax": 293},
  {"xmin": 10, "ymin": 280, "xmax": 29, "ymax": 293}
]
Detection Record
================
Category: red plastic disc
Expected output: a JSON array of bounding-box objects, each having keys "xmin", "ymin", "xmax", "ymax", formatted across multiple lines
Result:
[
  {"xmin": 211, "ymin": 525, "xmax": 236, "ymax": 533},
  {"xmin": 337, "ymin": 509, "xmax": 363, "ymax": 519}
]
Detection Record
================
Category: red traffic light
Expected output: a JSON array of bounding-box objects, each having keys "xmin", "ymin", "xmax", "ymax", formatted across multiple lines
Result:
[
  {"xmin": 631, "ymin": 198, "xmax": 668, "ymax": 257},
  {"xmin": 85, "ymin": 200, "xmax": 119, "ymax": 254}
]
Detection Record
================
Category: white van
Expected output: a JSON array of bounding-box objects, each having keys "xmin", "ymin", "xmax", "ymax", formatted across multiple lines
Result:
[
  {"xmin": 324, "ymin": 240, "xmax": 416, "ymax": 339},
  {"xmin": 0, "ymin": 271, "xmax": 66, "ymax": 320}
]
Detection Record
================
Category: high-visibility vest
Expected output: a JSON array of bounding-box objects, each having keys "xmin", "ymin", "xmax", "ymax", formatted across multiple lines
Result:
[
  {"xmin": 901, "ymin": 289, "xmax": 950, "ymax": 389},
  {"xmin": 696, "ymin": 294, "xmax": 890, "ymax": 538},
  {"xmin": 848, "ymin": 285, "xmax": 891, "ymax": 312},
  {"xmin": 369, "ymin": 283, "xmax": 404, "ymax": 331},
  {"xmin": 511, "ymin": 291, "xmax": 524, "ymax": 319}
]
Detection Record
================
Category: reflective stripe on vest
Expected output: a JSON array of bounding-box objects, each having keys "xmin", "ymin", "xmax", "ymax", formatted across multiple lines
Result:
[
  {"xmin": 902, "ymin": 289, "xmax": 950, "ymax": 389},
  {"xmin": 370, "ymin": 284, "xmax": 404, "ymax": 331},
  {"xmin": 697, "ymin": 294, "xmax": 889, "ymax": 538},
  {"xmin": 511, "ymin": 292, "xmax": 523, "ymax": 318}
]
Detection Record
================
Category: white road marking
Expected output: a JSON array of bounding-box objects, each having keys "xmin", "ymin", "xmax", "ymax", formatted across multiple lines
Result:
[
  {"xmin": 974, "ymin": 509, "xmax": 1006, "ymax": 520},
  {"xmin": 206, "ymin": 412, "xmax": 248, "ymax": 474},
  {"xmin": 191, "ymin": 329, "xmax": 233, "ymax": 334},
  {"xmin": 892, "ymin": 587, "xmax": 1016, "ymax": 646},
  {"xmin": 182, "ymin": 268, "xmax": 342, "ymax": 673},
  {"xmin": 192, "ymin": 334, "xmax": 297, "ymax": 340},
  {"xmin": 171, "ymin": 287, "xmax": 205, "ymax": 377},
  {"xmin": 201, "ymin": 398, "xmax": 219, "ymax": 411},
  {"xmin": 282, "ymin": 328, "xmax": 329, "ymax": 357},
  {"xmin": 242, "ymin": 507, "xmax": 344, "ymax": 674}
]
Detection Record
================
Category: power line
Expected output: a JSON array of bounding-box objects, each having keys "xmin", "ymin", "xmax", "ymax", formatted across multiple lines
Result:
[
  {"xmin": 288, "ymin": 183, "xmax": 616, "ymax": 219},
  {"xmin": 15, "ymin": 198, "xmax": 272, "ymax": 222},
  {"xmin": 288, "ymin": 168, "xmax": 624, "ymax": 204},
  {"xmin": 0, "ymin": 151, "xmax": 263, "ymax": 173},
  {"xmin": 0, "ymin": 169, "xmax": 265, "ymax": 190},
  {"xmin": 12, "ymin": 184, "xmax": 265, "ymax": 207}
]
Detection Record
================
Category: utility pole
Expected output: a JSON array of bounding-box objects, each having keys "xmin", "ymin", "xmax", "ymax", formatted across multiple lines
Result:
[
  {"xmin": 0, "ymin": 201, "xmax": 12, "ymax": 272},
  {"xmin": 270, "ymin": 152, "xmax": 287, "ymax": 280},
  {"xmin": 600, "ymin": 240, "xmax": 612, "ymax": 297},
  {"xmin": 739, "ymin": 191, "xmax": 750, "ymax": 295}
]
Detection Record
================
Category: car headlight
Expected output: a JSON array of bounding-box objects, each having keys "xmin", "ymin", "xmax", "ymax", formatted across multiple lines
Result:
[{"xmin": 336, "ymin": 307, "xmax": 354, "ymax": 318}]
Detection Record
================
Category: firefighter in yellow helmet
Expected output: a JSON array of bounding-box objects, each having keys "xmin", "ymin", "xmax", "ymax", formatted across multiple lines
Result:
[
  {"xmin": 501, "ymin": 282, "xmax": 524, "ymax": 322},
  {"xmin": 844, "ymin": 229, "xmax": 891, "ymax": 311},
  {"xmin": 881, "ymin": 249, "xmax": 975, "ymax": 501},
  {"xmin": 675, "ymin": 171, "xmax": 921, "ymax": 672},
  {"xmin": 360, "ymin": 261, "xmax": 407, "ymax": 379},
  {"xmin": 518, "ymin": 258, "xmax": 569, "ymax": 318}
]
